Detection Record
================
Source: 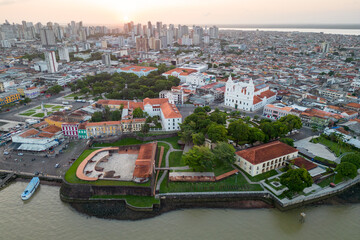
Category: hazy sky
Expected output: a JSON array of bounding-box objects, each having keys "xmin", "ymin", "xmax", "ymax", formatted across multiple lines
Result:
[{"xmin": 1, "ymin": 0, "xmax": 359, "ymax": 26}]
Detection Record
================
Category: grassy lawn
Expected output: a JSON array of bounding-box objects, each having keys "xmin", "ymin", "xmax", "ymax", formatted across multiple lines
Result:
[
  {"xmin": 93, "ymin": 138, "xmax": 144, "ymax": 147},
  {"xmin": 317, "ymin": 174, "xmax": 344, "ymax": 188},
  {"xmin": 64, "ymin": 149, "xmax": 150, "ymax": 187},
  {"xmin": 91, "ymin": 195, "xmax": 159, "ymax": 208},
  {"xmin": 52, "ymin": 105, "xmax": 63, "ymax": 109},
  {"xmin": 34, "ymin": 106, "xmax": 41, "ymax": 109},
  {"xmin": 43, "ymin": 104, "xmax": 54, "ymax": 108},
  {"xmin": 33, "ymin": 113, "xmax": 45, "ymax": 117},
  {"xmin": 160, "ymin": 173, "xmax": 263, "ymax": 193},
  {"xmin": 20, "ymin": 111, "xmax": 35, "ymax": 116},
  {"xmin": 169, "ymin": 151, "xmax": 185, "ymax": 167},
  {"xmin": 239, "ymin": 168, "xmax": 278, "ymax": 182},
  {"xmin": 213, "ymin": 164, "xmax": 236, "ymax": 176},
  {"xmin": 265, "ymin": 177, "xmax": 286, "ymax": 191},
  {"xmin": 159, "ymin": 136, "xmax": 182, "ymax": 149},
  {"xmin": 313, "ymin": 137, "xmax": 356, "ymax": 157},
  {"xmin": 64, "ymin": 93, "xmax": 83, "ymax": 99}
]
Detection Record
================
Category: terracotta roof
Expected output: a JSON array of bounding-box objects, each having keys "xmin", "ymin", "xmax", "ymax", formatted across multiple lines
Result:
[
  {"xmin": 86, "ymin": 121, "xmax": 122, "ymax": 127},
  {"xmin": 143, "ymin": 98, "xmax": 168, "ymax": 106},
  {"xmin": 236, "ymin": 141, "xmax": 298, "ymax": 165},
  {"xmin": 119, "ymin": 65, "xmax": 157, "ymax": 72},
  {"xmin": 133, "ymin": 142, "xmax": 157, "ymax": 179},
  {"xmin": 291, "ymin": 157, "xmax": 317, "ymax": 170},
  {"xmin": 163, "ymin": 68, "xmax": 197, "ymax": 76},
  {"xmin": 19, "ymin": 129, "xmax": 39, "ymax": 138},
  {"xmin": 160, "ymin": 102, "xmax": 182, "ymax": 119},
  {"xmin": 38, "ymin": 132, "xmax": 55, "ymax": 138},
  {"xmin": 32, "ymin": 121, "xmax": 48, "ymax": 128},
  {"xmin": 346, "ymin": 102, "xmax": 360, "ymax": 109},
  {"xmin": 253, "ymin": 96, "xmax": 262, "ymax": 104},
  {"xmin": 42, "ymin": 125, "xmax": 62, "ymax": 133},
  {"xmin": 258, "ymin": 90, "xmax": 276, "ymax": 99}
]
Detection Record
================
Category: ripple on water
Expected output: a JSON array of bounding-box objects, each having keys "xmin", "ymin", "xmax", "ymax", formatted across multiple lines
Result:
[{"xmin": 0, "ymin": 182, "xmax": 360, "ymax": 240}]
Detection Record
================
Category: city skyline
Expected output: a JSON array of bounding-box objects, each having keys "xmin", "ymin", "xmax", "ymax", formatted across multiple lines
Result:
[{"xmin": 1, "ymin": 0, "xmax": 360, "ymax": 25}]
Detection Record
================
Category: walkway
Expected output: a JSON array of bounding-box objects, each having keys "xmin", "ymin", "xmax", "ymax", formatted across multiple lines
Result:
[
  {"xmin": 155, "ymin": 141, "xmax": 183, "ymax": 192},
  {"xmin": 294, "ymin": 136, "xmax": 337, "ymax": 161},
  {"xmin": 335, "ymin": 152, "xmax": 353, "ymax": 164},
  {"xmin": 232, "ymin": 164, "xmax": 261, "ymax": 184}
]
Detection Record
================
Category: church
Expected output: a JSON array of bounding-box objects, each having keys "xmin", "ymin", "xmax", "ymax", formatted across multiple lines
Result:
[{"xmin": 224, "ymin": 75, "xmax": 276, "ymax": 112}]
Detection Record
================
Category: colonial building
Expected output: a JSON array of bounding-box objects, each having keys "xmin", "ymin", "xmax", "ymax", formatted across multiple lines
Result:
[
  {"xmin": 117, "ymin": 65, "xmax": 157, "ymax": 77},
  {"xmin": 97, "ymin": 98, "xmax": 182, "ymax": 131},
  {"xmin": 224, "ymin": 76, "xmax": 276, "ymax": 112},
  {"xmin": 235, "ymin": 141, "xmax": 298, "ymax": 176}
]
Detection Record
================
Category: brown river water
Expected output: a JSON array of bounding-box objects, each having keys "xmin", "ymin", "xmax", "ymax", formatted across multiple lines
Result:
[{"xmin": 0, "ymin": 181, "xmax": 359, "ymax": 240}]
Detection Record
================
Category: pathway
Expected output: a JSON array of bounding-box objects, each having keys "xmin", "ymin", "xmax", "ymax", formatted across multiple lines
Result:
[
  {"xmin": 335, "ymin": 152, "xmax": 353, "ymax": 164},
  {"xmin": 294, "ymin": 136, "xmax": 337, "ymax": 161},
  {"xmin": 155, "ymin": 141, "xmax": 183, "ymax": 192},
  {"xmin": 232, "ymin": 164, "xmax": 261, "ymax": 184}
]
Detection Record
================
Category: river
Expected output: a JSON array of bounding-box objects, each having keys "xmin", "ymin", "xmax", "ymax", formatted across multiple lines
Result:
[
  {"xmin": 0, "ymin": 181, "xmax": 359, "ymax": 240},
  {"xmin": 219, "ymin": 28, "xmax": 360, "ymax": 35}
]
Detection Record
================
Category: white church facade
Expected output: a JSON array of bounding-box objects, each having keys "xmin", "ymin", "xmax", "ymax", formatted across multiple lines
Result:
[{"xmin": 224, "ymin": 76, "xmax": 276, "ymax": 112}]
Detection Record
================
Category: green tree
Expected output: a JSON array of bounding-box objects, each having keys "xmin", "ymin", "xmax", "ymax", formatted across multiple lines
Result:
[
  {"xmin": 279, "ymin": 115, "xmax": 302, "ymax": 131},
  {"xmin": 182, "ymin": 146, "xmax": 215, "ymax": 171},
  {"xmin": 194, "ymin": 107, "xmax": 206, "ymax": 113},
  {"xmin": 47, "ymin": 85, "xmax": 63, "ymax": 94},
  {"xmin": 111, "ymin": 110, "xmax": 121, "ymax": 121},
  {"xmin": 209, "ymin": 108, "xmax": 227, "ymax": 125},
  {"xmin": 192, "ymin": 132, "xmax": 205, "ymax": 145},
  {"xmin": 280, "ymin": 168, "xmax": 313, "ymax": 192},
  {"xmin": 248, "ymin": 127, "xmax": 265, "ymax": 143},
  {"xmin": 213, "ymin": 142, "xmax": 236, "ymax": 166},
  {"xmin": 133, "ymin": 107, "xmax": 144, "ymax": 118},
  {"xmin": 280, "ymin": 137, "xmax": 295, "ymax": 147},
  {"xmin": 207, "ymin": 124, "xmax": 228, "ymax": 143},
  {"xmin": 141, "ymin": 123, "xmax": 150, "ymax": 133},
  {"xmin": 203, "ymin": 106, "xmax": 211, "ymax": 112},
  {"xmin": 91, "ymin": 112, "xmax": 103, "ymax": 122},
  {"xmin": 341, "ymin": 153, "xmax": 360, "ymax": 169},
  {"xmin": 228, "ymin": 120, "xmax": 250, "ymax": 142},
  {"xmin": 336, "ymin": 162, "xmax": 357, "ymax": 179},
  {"xmin": 178, "ymin": 124, "xmax": 193, "ymax": 144}
]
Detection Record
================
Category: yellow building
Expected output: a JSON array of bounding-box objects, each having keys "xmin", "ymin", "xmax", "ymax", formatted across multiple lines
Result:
[
  {"xmin": 85, "ymin": 119, "xmax": 145, "ymax": 138},
  {"xmin": 44, "ymin": 116, "xmax": 65, "ymax": 128},
  {"xmin": 17, "ymin": 87, "xmax": 25, "ymax": 96},
  {"xmin": 0, "ymin": 92, "xmax": 21, "ymax": 106}
]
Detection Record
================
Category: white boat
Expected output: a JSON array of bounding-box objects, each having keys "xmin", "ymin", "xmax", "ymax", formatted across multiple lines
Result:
[{"xmin": 21, "ymin": 177, "xmax": 40, "ymax": 200}]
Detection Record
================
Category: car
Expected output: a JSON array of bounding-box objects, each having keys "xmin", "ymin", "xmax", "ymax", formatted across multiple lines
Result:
[
  {"xmin": 55, "ymin": 163, "xmax": 60, "ymax": 168},
  {"xmin": 4, "ymin": 151, "xmax": 9, "ymax": 155},
  {"xmin": 18, "ymin": 153, "xmax": 23, "ymax": 156},
  {"xmin": 31, "ymin": 158, "xmax": 36, "ymax": 161}
]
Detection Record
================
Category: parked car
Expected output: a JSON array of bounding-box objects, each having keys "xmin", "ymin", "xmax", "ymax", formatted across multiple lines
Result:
[
  {"xmin": 330, "ymin": 182, "xmax": 336, "ymax": 188},
  {"xmin": 55, "ymin": 163, "xmax": 60, "ymax": 168},
  {"xmin": 18, "ymin": 153, "xmax": 23, "ymax": 156},
  {"xmin": 4, "ymin": 151, "xmax": 9, "ymax": 155}
]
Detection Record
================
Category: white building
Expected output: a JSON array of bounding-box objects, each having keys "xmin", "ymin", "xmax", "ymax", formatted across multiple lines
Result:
[
  {"xmin": 224, "ymin": 76, "xmax": 276, "ymax": 112},
  {"xmin": 58, "ymin": 47, "xmax": 70, "ymax": 62},
  {"xmin": 45, "ymin": 51, "xmax": 58, "ymax": 73},
  {"xmin": 235, "ymin": 141, "xmax": 298, "ymax": 176}
]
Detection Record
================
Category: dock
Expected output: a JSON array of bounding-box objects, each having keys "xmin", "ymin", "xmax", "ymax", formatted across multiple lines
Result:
[{"xmin": 0, "ymin": 173, "xmax": 16, "ymax": 189}]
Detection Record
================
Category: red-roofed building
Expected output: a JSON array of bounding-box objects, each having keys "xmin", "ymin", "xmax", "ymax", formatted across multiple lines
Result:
[
  {"xmin": 235, "ymin": 141, "xmax": 298, "ymax": 176},
  {"xmin": 117, "ymin": 65, "xmax": 158, "ymax": 77},
  {"xmin": 162, "ymin": 68, "xmax": 197, "ymax": 82}
]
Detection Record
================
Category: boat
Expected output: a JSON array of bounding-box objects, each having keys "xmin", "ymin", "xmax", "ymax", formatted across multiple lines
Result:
[{"xmin": 21, "ymin": 177, "xmax": 40, "ymax": 200}]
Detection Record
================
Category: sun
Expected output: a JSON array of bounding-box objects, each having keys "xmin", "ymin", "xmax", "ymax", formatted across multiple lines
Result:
[{"xmin": 123, "ymin": 16, "xmax": 129, "ymax": 22}]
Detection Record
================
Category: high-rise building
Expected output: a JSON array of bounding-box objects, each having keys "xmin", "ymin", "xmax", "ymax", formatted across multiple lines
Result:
[
  {"xmin": 45, "ymin": 51, "xmax": 58, "ymax": 73},
  {"xmin": 136, "ymin": 36, "xmax": 149, "ymax": 52},
  {"xmin": 40, "ymin": 28, "xmax": 56, "ymax": 46},
  {"xmin": 102, "ymin": 53, "xmax": 111, "ymax": 66},
  {"xmin": 58, "ymin": 47, "xmax": 70, "ymax": 62}
]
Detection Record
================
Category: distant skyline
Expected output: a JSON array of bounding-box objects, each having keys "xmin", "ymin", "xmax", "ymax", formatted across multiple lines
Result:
[{"xmin": 1, "ymin": 0, "xmax": 360, "ymax": 26}]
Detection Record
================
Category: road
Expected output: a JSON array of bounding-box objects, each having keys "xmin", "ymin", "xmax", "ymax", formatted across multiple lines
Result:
[{"xmin": 0, "ymin": 139, "xmax": 88, "ymax": 177}]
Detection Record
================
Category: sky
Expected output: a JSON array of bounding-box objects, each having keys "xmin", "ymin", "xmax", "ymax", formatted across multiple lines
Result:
[{"xmin": 0, "ymin": 0, "xmax": 360, "ymax": 26}]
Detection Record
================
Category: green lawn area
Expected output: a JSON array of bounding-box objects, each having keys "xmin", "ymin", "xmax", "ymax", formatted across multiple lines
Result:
[
  {"xmin": 33, "ymin": 113, "xmax": 45, "ymax": 117},
  {"xmin": 64, "ymin": 93, "xmax": 83, "ymax": 99},
  {"xmin": 43, "ymin": 104, "xmax": 54, "ymax": 108},
  {"xmin": 52, "ymin": 105, "xmax": 63, "ymax": 109},
  {"xmin": 34, "ymin": 106, "xmax": 41, "ymax": 109},
  {"xmin": 239, "ymin": 168, "xmax": 278, "ymax": 182},
  {"xmin": 159, "ymin": 136, "xmax": 182, "ymax": 149},
  {"xmin": 169, "ymin": 151, "xmax": 185, "ymax": 167},
  {"xmin": 317, "ymin": 174, "xmax": 344, "ymax": 188},
  {"xmin": 213, "ymin": 164, "xmax": 236, "ymax": 176},
  {"xmin": 20, "ymin": 111, "xmax": 36, "ymax": 116},
  {"xmin": 313, "ymin": 136, "xmax": 356, "ymax": 157},
  {"xmin": 91, "ymin": 195, "xmax": 159, "ymax": 208},
  {"xmin": 93, "ymin": 138, "xmax": 144, "ymax": 147},
  {"xmin": 64, "ymin": 149, "xmax": 150, "ymax": 187},
  {"xmin": 160, "ymin": 172, "xmax": 263, "ymax": 193}
]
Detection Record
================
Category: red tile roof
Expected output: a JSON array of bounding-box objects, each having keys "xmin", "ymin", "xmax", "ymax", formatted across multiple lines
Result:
[
  {"xmin": 236, "ymin": 141, "xmax": 298, "ymax": 165},
  {"xmin": 119, "ymin": 65, "xmax": 157, "ymax": 72},
  {"xmin": 133, "ymin": 142, "xmax": 157, "ymax": 179},
  {"xmin": 291, "ymin": 157, "xmax": 317, "ymax": 170},
  {"xmin": 19, "ymin": 129, "xmax": 39, "ymax": 138},
  {"xmin": 163, "ymin": 68, "xmax": 197, "ymax": 76},
  {"xmin": 42, "ymin": 125, "xmax": 62, "ymax": 133},
  {"xmin": 160, "ymin": 102, "xmax": 182, "ymax": 119},
  {"xmin": 346, "ymin": 102, "xmax": 360, "ymax": 109},
  {"xmin": 143, "ymin": 98, "xmax": 168, "ymax": 106}
]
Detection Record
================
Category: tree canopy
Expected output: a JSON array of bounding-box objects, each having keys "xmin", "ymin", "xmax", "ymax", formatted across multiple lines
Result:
[
  {"xmin": 207, "ymin": 123, "xmax": 228, "ymax": 143},
  {"xmin": 280, "ymin": 168, "xmax": 313, "ymax": 192},
  {"xmin": 341, "ymin": 153, "xmax": 360, "ymax": 169},
  {"xmin": 212, "ymin": 142, "xmax": 236, "ymax": 166},
  {"xmin": 133, "ymin": 107, "xmax": 145, "ymax": 118},
  {"xmin": 182, "ymin": 146, "xmax": 215, "ymax": 171},
  {"xmin": 336, "ymin": 162, "xmax": 358, "ymax": 179}
]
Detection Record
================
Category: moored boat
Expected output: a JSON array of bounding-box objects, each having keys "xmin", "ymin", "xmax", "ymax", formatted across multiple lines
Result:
[{"xmin": 21, "ymin": 177, "xmax": 40, "ymax": 200}]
